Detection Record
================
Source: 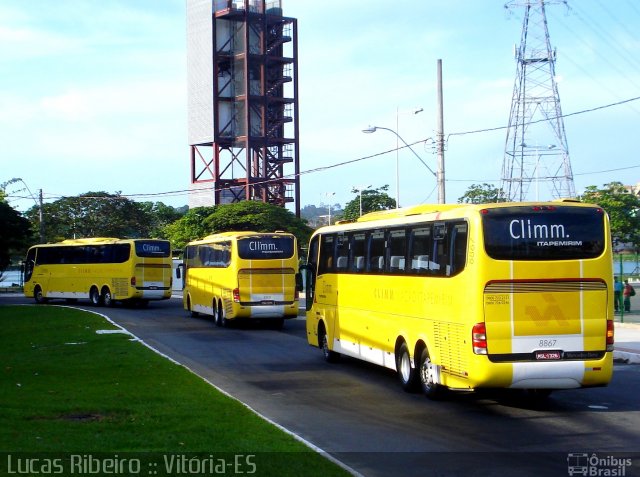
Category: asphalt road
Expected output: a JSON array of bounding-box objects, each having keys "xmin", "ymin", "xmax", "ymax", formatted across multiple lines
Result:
[{"xmin": 4, "ymin": 294, "xmax": 640, "ymax": 477}]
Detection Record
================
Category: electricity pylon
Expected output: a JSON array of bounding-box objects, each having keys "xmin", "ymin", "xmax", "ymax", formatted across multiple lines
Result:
[{"xmin": 501, "ymin": 0, "xmax": 576, "ymax": 202}]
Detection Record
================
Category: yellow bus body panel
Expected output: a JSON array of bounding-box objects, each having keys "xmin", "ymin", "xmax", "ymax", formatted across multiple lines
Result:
[
  {"xmin": 305, "ymin": 201, "xmax": 613, "ymax": 393},
  {"xmin": 183, "ymin": 232, "xmax": 299, "ymax": 321}
]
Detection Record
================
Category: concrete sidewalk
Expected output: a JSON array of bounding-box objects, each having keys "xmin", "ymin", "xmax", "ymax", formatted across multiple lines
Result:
[{"xmin": 613, "ymin": 321, "xmax": 640, "ymax": 364}]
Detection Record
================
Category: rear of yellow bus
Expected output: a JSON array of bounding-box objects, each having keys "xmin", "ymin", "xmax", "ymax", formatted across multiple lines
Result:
[
  {"xmin": 130, "ymin": 240, "xmax": 172, "ymax": 303},
  {"xmin": 231, "ymin": 233, "xmax": 299, "ymax": 322},
  {"xmin": 472, "ymin": 203, "xmax": 613, "ymax": 392}
]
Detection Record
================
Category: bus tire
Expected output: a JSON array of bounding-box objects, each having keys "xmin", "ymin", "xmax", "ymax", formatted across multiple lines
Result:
[
  {"xmin": 419, "ymin": 347, "xmax": 445, "ymax": 399},
  {"xmin": 396, "ymin": 342, "xmax": 419, "ymax": 392},
  {"xmin": 102, "ymin": 287, "xmax": 113, "ymax": 307},
  {"xmin": 219, "ymin": 303, "xmax": 229, "ymax": 328},
  {"xmin": 187, "ymin": 296, "xmax": 198, "ymax": 317},
  {"xmin": 34, "ymin": 286, "xmax": 47, "ymax": 304},
  {"xmin": 90, "ymin": 287, "xmax": 102, "ymax": 306},
  {"xmin": 212, "ymin": 299, "xmax": 219, "ymax": 325},
  {"xmin": 319, "ymin": 323, "xmax": 340, "ymax": 363}
]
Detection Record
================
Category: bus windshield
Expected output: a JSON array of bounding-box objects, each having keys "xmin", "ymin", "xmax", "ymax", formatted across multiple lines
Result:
[
  {"xmin": 482, "ymin": 206, "xmax": 605, "ymax": 260},
  {"xmin": 135, "ymin": 240, "xmax": 171, "ymax": 258},
  {"xmin": 237, "ymin": 235, "xmax": 295, "ymax": 260}
]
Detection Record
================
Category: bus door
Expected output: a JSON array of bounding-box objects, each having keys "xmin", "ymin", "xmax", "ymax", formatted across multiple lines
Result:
[
  {"xmin": 23, "ymin": 248, "xmax": 37, "ymax": 296},
  {"xmin": 305, "ymin": 234, "xmax": 339, "ymax": 346}
]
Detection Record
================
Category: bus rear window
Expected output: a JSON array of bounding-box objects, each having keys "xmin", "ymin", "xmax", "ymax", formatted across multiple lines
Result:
[
  {"xmin": 482, "ymin": 206, "xmax": 605, "ymax": 260},
  {"xmin": 237, "ymin": 235, "xmax": 294, "ymax": 260},
  {"xmin": 135, "ymin": 240, "xmax": 171, "ymax": 258}
]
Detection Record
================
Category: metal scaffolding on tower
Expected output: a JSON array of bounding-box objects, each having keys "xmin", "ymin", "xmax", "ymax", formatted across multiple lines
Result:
[
  {"xmin": 501, "ymin": 0, "xmax": 576, "ymax": 202},
  {"xmin": 186, "ymin": 0, "xmax": 300, "ymax": 215}
]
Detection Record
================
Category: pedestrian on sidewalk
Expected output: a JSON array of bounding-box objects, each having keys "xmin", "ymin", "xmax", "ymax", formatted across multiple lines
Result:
[
  {"xmin": 623, "ymin": 279, "xmax": 635, "ymax": 312},
  {"xmin": 614, "ymin": 277, "xmax": 623, "ymax": 312}
]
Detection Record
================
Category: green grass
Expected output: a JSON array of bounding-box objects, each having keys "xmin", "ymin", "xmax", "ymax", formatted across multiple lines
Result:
[{"xmin": 0, "ymin": 305, "xmax": 350, "ymax": 476}]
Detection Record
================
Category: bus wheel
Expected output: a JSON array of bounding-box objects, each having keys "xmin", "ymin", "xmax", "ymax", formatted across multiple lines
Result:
[
  {"xmin": 102, "ymin": 287, "xmax": 113, "ymax": 307},
  {"xmin": 90, "ymin": 287, "xmax": 102, "ymax": 306},
  {"xmin": 419, "ymin": 347, "xmax": 444, "ymax": 399},
  {"xmin": 219, "ymin": 303, "xmax": 229, "ymax": 328},
  {"xmin": 187, "ymin": 296, "xmax": 198, "ymax": 317},
  {"xmin": 396, "ymin": 342, "xmax": 419, "ymax": 392},
  {"xmin": 34, "ymin": 286, "xmax": 47, "ymax": 304},
  {"xmin": 319, "ymin": 323, "xmax": 340, "ymax": 363},
  {"xmin": 212, "ymin": 299, "xmax": 219, "ymax": 325},
  {"xmin": 215, "ymin": 300, "xmax": 224, "ymax": 327}
]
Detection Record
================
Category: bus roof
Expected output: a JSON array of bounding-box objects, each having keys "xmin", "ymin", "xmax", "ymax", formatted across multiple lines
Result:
[
  {"xmin": 190, "ymin": 231, "xmax": 295, "ymax": 245},
  {"xmin": 318, "ymin": 200, "xmax": 600, "ymax": 233},
  {"xmin": 29, "ymin": 238, "xmax": 169, "ymax": 248},
  {"xmin": 61, "ymin": 237, "xmax": 122, "ymax": 244}
]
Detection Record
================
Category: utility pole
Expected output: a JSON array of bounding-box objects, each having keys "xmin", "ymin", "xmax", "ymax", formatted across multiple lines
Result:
[
  {"xmin": 436, "ymin": 59, "xmax": 446, "ymax": 204},
  {"xmin": 38, "ymin": 189, "xmax": 44, "ymax": 243}
]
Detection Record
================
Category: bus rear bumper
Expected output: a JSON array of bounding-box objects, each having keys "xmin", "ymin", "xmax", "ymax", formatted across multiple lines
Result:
[{"xmin": 507, "ymin": 356, "xmax": 613, "ymax": 389}]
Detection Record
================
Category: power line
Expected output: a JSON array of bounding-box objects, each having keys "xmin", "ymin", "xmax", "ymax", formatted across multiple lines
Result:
[{"xmin": 6, "ymin": 95, "xmax": 640, "ymax": 205}]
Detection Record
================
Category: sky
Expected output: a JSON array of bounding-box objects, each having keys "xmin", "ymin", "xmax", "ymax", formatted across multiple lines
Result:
[{"xmin": 1, "ymin": 0, "xmax": 639, "ymax": 214}]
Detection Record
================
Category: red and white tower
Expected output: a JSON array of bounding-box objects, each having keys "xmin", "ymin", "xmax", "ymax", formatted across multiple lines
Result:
[{"xmin": 186, "ymin": 0, "xmax": 300, "ymax": 215}]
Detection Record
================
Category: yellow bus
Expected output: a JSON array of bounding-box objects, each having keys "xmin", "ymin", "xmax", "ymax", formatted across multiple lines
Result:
[
  {"xmin": 182, "ymin": 231, "xmax": 300, "ymax": 328},
  {"xmin": 23, "ymin": 237, "xmax": 172, "ymax": 306},
  {"xmin": 302, "ymin": 201, "xmax": 614, "ymax": 399}
]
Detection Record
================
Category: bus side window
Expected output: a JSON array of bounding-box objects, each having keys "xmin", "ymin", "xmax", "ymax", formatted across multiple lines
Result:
[
  {"xmin": 335, "ymin": 234, "xmax": 349, "ymax": 272},
  {"xmin": 409, "ymin": 227, "xmax": 431, "ymax": 274},
  {"xmin": 448, "ymin": 222, "xmax": 468, "ymax": 276},
  {"xmin": 367, "ymin": 231, "xmax": 386, "ymax": 273},
  {"xmin": 387, "ymin": 229, "xmax": 407, "ymax": 273},
  {"xmin": 318, "ymin": 235, "xmax": 335, "ymax": 275},
  {"xmin": 350, "ymin": 233, "xmax": 366, "ymax": 273}
]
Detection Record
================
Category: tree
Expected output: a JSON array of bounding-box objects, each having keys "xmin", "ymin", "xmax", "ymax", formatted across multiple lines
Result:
[
  {"xmin": 162, "ymin": 206, "xmax": 217, "ymax": 250},
  {"xmin": 203, "ymin": 201, "xmax": 312, "ymax": 246},
  {"xmin": 342, "ymin": 185, "xmax": 396, "ymax": 221},
  {"xmin": 580, "ymin": 182, "xmax": 640, "ymax": 249},
  {"xmin": 0, "ymin": 199, "xmax": 33, "ymax": 276},
  {"xmin": 24, "ymin": 192, "xmax": 156, "ymax": 242},
  {"xmin": 162, "ymin": 202, "xmax": 312, "ymax": 251},
  {"xmin": 139, "ymin": 201, "xmax": 187, "ymax": 238},
  {"xmin": 458, "ymin": 183, "xmax": 507, "ymax": 204}
]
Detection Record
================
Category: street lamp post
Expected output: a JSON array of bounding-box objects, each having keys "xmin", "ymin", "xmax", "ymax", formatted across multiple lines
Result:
[
  {"xmin": 362, "ymin": 126, "xmax": 438, "ymax": 204},
  {"xmin": 323, "ymin": 192, "xmax": 335, "ymax": 225},
  {"xmin": 363, "ymin": 109, "xmax": 423, "ymax": 208},
  {"xmin": 353, "ymin": 185, "xmax": 371, "ymax": 217}
]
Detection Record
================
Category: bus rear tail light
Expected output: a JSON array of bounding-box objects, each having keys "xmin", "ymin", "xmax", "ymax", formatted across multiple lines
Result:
[
  {"xmin": 294, "ymin": 288, "xmax": 299, "ymax": 300},
  {"xmin": 233, "ymin": 288, "xmax": 240, "ymax": 303},
  {"xmin": 606, "ymin": 319, "xmax": 614, "ymax": 352},
  {"xmin": 130, "ymin": 277, "xmax": 136, "ymax": 287},
  {"xmin": 472, "ymin": 322, "xmax": 488, "ymax": 355}
]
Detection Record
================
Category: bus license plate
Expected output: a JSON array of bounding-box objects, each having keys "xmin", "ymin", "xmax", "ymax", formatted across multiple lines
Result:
[
  {"xmin": 535, "ymin": 350, "xmax": 561, "ymax": 360},
  {"xmin": 261, "ymin": 300, "xmax": 275, "ymax": 305}
]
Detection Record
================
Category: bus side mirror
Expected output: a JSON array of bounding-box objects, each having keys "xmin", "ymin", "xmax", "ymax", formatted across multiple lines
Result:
[{"xmin": 295, "ymin": 270, "xmax": 303, "ymax": 292}]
